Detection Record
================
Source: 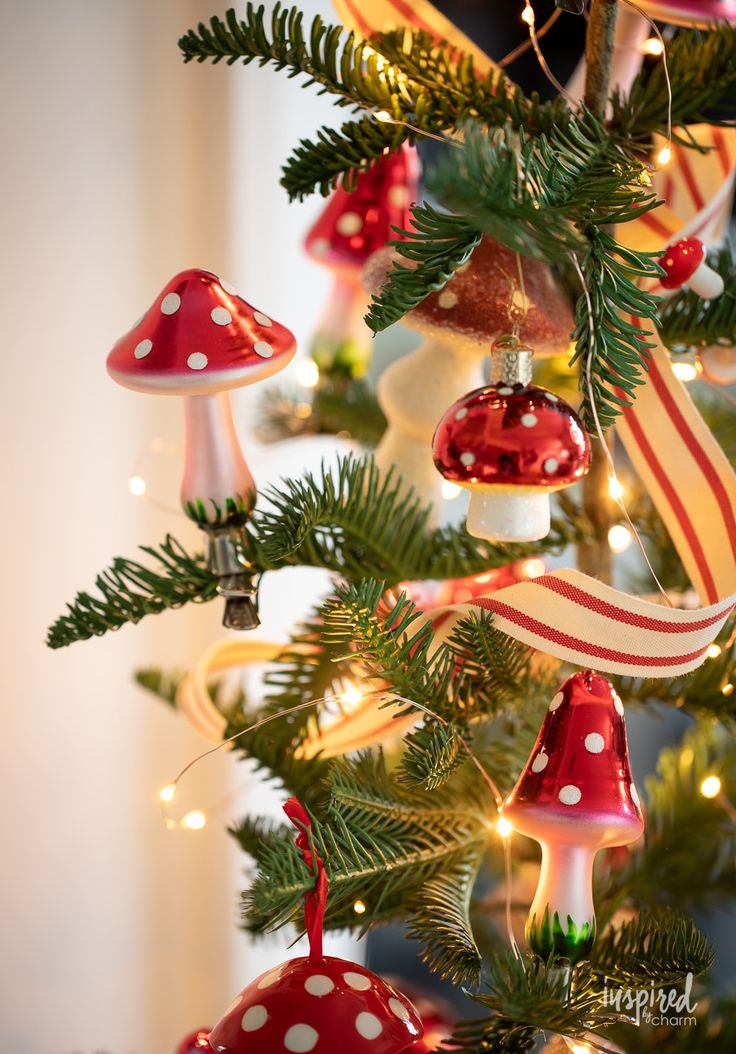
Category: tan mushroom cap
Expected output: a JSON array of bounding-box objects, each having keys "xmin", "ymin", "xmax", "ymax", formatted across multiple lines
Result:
[{"xmin": 363, "ymin": 236, "xmax": 574, "ymax": 354}]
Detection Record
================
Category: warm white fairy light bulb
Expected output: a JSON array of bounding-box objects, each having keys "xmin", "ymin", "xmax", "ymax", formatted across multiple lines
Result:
[
  {"xmin": 672, "ymin": 360, "xmax": 698, "ymax": 383},
  {"xmin": 521, "ymin": 558, "xmax": 546, "ymax": 579},
  {"xmin": 159, "ymin": 783, "xmax": 176, "ymax": 803},
  {"xmin": 700, "ymin": 775, "xmax": 722, "ymax": 799},
  {"xmin": 128, "ymin": 475, "xmax": 147, "ymax": 496},
  {"xmin": 608, "ymin": 475, "xmax": 624, "ymax": 501},
  {"xmin": 521, "ymin": 5, "xmax": 535, "ymax": 26},
  {"xmin": 657, "ymin": 145, "xmax": 672, "ymax": 167},
  {"xmin": 340, "ymin": 684, "xmax": 363, "ymax": 707},
  {"xmin": 641, "ymin": 37, "xmax": 664, "ymax": 57},
  {"xmin": 182, "ymin": 809, "xmax": 207, "ymax": 830},
  {"xmin": 722, "ymin": 683, "xmax": 734, "ymax": 697},
  {"xmin": 353, "ymin": 899, "xmax": 367, "ymax": 915},
  {"xmin": 496, "ymin": 816, "xmax": 513, "ymax": 839},
  {"xmin": 375, "ymin": 110, "xmax": 393, "ymax": 123},
  {"xmin": 707, "ymin": 644, "xmax": 722, "ymax": 659},
  {"xmin": 608, "ymin": 524, "xmax": 633, "ymax": 554},
  {"xmin": 296, "ymin": 359, "xmax": 320, "ymax": 388}
]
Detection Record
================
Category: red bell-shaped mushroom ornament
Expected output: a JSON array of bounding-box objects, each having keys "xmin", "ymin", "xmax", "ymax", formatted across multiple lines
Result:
[
  {"xmin": 432, "ymin": 344, "xmax": 590, "ymax": 542},
  {"xmin": 658, "ymin": 238, "xmax": 724, "ymax": 300},
  {"xmin": 107, "ymin": 269, "xmax": 296, "ymax": 630},
  {"xmin": 175, "ymin": 1029, "xmax": 213, "ymax": 1053},
  {"xmin": 304, "ymin": 145, "xmax": 419, "ymax": 378},
  {"xmin": 502, "ymin": 672, "xmax": 644, "ymax": 964},
  {"xmin": 208, "ymin": 799, "xmax": 424, "ymax": 1054}
]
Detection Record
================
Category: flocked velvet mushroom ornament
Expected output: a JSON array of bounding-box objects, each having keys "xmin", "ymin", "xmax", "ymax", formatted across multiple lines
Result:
[
  {"xmin": 501, "ymin": 671, "xmax": 644, "ymax": 964},
  {"xmin": 432, "ymin": 342, "xmax": 590, "ymax": 542},
  {"xmin": 658, "ymin": 237, "xmax": 725, "ymax": 300},
  {"xmin": 305, "ymin": 145, "xmax": 419, "ymax": 379},
  {"xmin": 208, "ymin": 798, "xmax": 424, "ymax": 1054},
  {"xmin": 107, "ymin": 268, "xmax": 296, "ymax": 629},
  {"xmin": 363, "ymin": 236, "xmax": 574, "ymax": 516}
]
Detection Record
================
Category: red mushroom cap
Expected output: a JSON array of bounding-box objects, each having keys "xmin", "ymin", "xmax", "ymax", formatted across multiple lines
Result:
[
  {"xmin": 432, "ymin": 383, "xmax": 590, "ymax": 490},
  {"xmin": 304, "ymin": 145, "xmax": 420, "ymax": 274},
  {"xmin": 502, "ymin": 671, "xmax": 644, "ymax": 849},
  {"xmin": 107, "ymin": 269, "xmax": 296, "ymax": 396},
  {"xmin": 208, "ymin": 957, "xmax": 423, "ymax": 1054},
  {"xmin": 658, "ymin": 237, "xmax": 705, "ymax": 290},
  {"xmin": 175, "ymin": 1029, "xmax": 213, "ymax": 1053}
]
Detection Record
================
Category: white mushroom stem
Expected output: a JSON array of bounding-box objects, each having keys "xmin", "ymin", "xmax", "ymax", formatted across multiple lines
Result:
[
  {"xmin": 375, "ymin": 335, "xmax": 485, "ymax": 520},
  {"xmin": 688, "ymin": 260, "xmax": 725, "ymax": 300},
  {"xmin": 466, "ymin": 490, "xmax": 551, "ymax": 543},
  {"xmin": 312, "ymin": 273, "xmax": 372, "ymax": 368},
  {"xmin": 527, "ymin": 842, "xmax": 596, "ymax": 956},
  {"xmin": 180, "ymin": 393, "xmax": 255, "ymax": 524}
]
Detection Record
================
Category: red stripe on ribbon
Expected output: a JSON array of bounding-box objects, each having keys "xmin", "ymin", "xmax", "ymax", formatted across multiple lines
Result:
[
  {"xmin": 472, "ymin": 598, "xmax": 711, "ymax": 667},
  {"xmin": 638, "ymin": 209, "xmax": 677, "ymax": 240},
  {"xmin": 339, "ymin": 0, "xmax": 374, "ymax": 35},
  {"xmin": 674, "ymin": 144, "xmax": 706, "ymax": 212},
  {"xmin": 532, "ymin": 574, "xmax": 730, "ymax": 632},
  {"xmin": 712, "ymin": 127, "xmax": 732, "ymax": 176},
  {"xmin": 388, "ymin": 0, "xmax": 437, "ymax": 35}
]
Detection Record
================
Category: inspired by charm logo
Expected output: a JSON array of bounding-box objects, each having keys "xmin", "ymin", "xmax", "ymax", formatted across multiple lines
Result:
[{"xmin": 602, "ymin": 972, "xmax": 698, "ymax": 1026}]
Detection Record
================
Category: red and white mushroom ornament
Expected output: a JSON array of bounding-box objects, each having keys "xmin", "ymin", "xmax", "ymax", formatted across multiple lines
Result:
[
  {"xmin": 208, "ymin": 798, "xmax": 424, "ymax": 1054},
  {"xmin": 432, "ymin": 343, "xmax": 590, "ymax": 543},
  {"xmin": 501, "ymin": 672, "xmax": 644, "ymax": 964},
  {"xmin": 305, "ymin": 145, "xmax": 419, "ymax": 379},
  {"xmin": 107, "ymin": 269, "xmax": 296, "ymax": 629},
  {"xmin": 658, "ymin": 237, "xmax": 725, "ymax": 300}
]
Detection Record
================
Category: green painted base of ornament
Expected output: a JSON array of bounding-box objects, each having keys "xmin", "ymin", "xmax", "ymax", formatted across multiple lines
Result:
[
  {"xmin": 185, "ymin": 494, "xmax": 253, "ymax": 528},
  {"xmin": 526, "ymin": 905, "xmax": 595, "ymax": 964}
]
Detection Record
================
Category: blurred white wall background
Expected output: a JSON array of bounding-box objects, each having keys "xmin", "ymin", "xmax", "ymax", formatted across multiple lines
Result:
[{"xmin": 0, "ymin": 2, "xmax": 352, "ymax": 1052}]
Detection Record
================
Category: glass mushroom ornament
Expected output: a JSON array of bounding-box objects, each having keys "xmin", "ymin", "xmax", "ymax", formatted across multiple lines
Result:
[
  {"xmin": 107, "ymin": 269, "xmax": 296, "ymax": 629},
  {"xmin": 502, "ymin": 672, "xmax": 644, "ymax": 963},
  {"xmin": 304, "ymin": 144, "xmax": 419, "ymax": 379},
  {"xmin": 432, "ymin": 343, "xmax": 590, "ymax": 542},
  {"xmin": 658, "ymin": 238, "xmax": 725, "ymax": 300},
  {"xmin": 209, "ymin": 798, "xmax": 424, "ymax": 1054},
  {"xmin": 363, "ymin": 237, "xmax": 574, "ymax": 516}
]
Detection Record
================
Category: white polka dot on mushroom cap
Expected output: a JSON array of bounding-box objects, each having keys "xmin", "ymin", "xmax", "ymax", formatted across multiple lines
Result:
[
  {"xmin": 134, "ymin": 339, "xmax": 153, "ymax": 359},
  {"xmin": 521, "ymin": 413, "xmax": 538, "ymax": 428},
  {"xmin": 161, "ymin": 292, "xmax": 181, "ymax": 315},
  {"xmin": 460, "ymin": 452, "xmax": 476, "ymax": 467},
  {"xmin": 549, "ymin": 692, "xmax": 564, "ymax": 712},
  {"xmin": 438, "ymin": 290, "xmax": 459, "ymax": 309},
  {"xmin": 187, "ymin": 352, "xmax": 208, "ymax": 371},
  {"xmin": 241, "ymin": 1005, "xmax": 268, "ymax": 1032},
  {"xmin": 304, "ymin": 974, "xmax": 335, "ymax": 997},
  {"xmin": 219, "ymin": 277, "xmax": 238, "ymax": 295},
  {"xmin": 559, "ymin": 784, "xmax": 582, "ymax": 806},
  {"xmin": 336, "ymin": 211, "xmax": 364, "ymax": 236},
  {"xmin": 211, "ymin": 306, "xmax": 232, "ymax": 326},
  {"xmin": 343, "ymin": 971, "xmax": 372, "ymax": 991},
  {"xmin": 254, "ymin": 341, "xmax": 273, "ymax": 359},
  {"xmin": 631, "ymin": 782, "xmax": 641, "ymax": 808},
  {"xmin": 254, "ymin": 311, "xmax": 273, "ymax": 327},
  {"xmin": 585, "ymin": 732, "xmax": 605, "ymax": 754},
  {"xmin": 455, "ymin": 407, "xmax": 468, "ymax": 420},
  {"xmin": 388, "ymin": 998, "xmax": 411, "ymax": 1022},
  {"xmin": 256, "ymin": 968, "xmax": 282, "ymax": 990},
  {"xmin": 543, "ymin": 458, "xmax": 559, "ymax": 473},
  {"xmin": 284, "ymin": 1023, "xmax": 319, "ymax": 1052},
  {"xmin": 498, "ymin": 386, "xmax": 514, "ymax": 395},
  {"xmin": 613, "ymin": 692, "xmax": 624, "ymax": 716},
  {"xmin": 388, "ymin": 185, "xmax": 410, "ymax": 207},
  {"xmin": 531, "ymin": 751, "xmax": 548, "ymax": 773},
  {"xmin": 310, "ymin": 238, "xmax": 331, "ymax": 257},
  {"xmin": 355, "ymin": 1012, "xmax": 383, "ymax": 1040}
]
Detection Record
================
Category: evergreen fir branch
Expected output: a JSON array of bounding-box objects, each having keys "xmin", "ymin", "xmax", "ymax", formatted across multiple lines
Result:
[
  {"xmin": 590, "ymin": 910, "xmax": 714, "ymax": 987},
  {"xmin": 406, "ymin": 859, "xmax": 483, "ymax": 985},
  {"xmin": 134, "ymin": 667, "xmax": 181, "ymax": 707},
  {"xmin": 658, "ymin": 244, "xmax": 736, "ymax": 350},
  {"xmin": 364, "ymin": 206, "xmax": 482, "ymax": 332},
  {"xmin": 397, "ymin": 723, "xmax": 462, "ymax": 791},
  {"xmin": 611, "ymin": 25, "xmax": 736, "ymax": 146},
  {"xmin": 46, "ymin": 536, "xmax": 219, "ymax": 649},
  {"xmin": 256, "ymin": 378, "xmax": 387, "ymax": 446}
]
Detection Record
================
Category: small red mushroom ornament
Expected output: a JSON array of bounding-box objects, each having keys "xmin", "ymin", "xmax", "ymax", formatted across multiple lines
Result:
[
  {"xmin": 658, "ymin": 237, "xmax": 724, "ymax": 300},
  {"xmin": 501, "ymin": 672, "xmax": 644, "ymax": 964},
  {"xmin": 107, "ymin": 268, "xmax": 296, "ymax": 628},
  {"xmin": 208, "ymin": 799, "xmax": 424, "ymax": 1054},
  {"xmin": 432, "ymin": 346, "xmax": 590, "ymax": 543},
  {"xmin": 175, "ymin": 1029, "xmax": 213, "ymax": 1053}
]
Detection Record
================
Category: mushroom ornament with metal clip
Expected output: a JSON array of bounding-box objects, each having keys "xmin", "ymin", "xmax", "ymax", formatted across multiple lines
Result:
[
  {"xmin": 658, "ymin": 237, "xmax": 725, "ymax": 300},
  {"xmin": 432, "ymin": 342, "xmax": 590, "ymax": 543},
  {"xmin": 305, "ymin": 144, "xmax": 419, "ymax": 379},
  {"xmin": 501, "ymin": 672, "xmax": 644, "ymax": 964},
  {"xmin": 209, "ymin": 798, "xmax": 424, "ymax": 1054},
  {"xmin": 107, "ymin": 268, "xmax": 296, "ymax": 630}
]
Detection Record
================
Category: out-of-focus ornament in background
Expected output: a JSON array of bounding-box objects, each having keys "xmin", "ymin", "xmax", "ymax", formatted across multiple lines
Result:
[
  {"xmin": 658, "ymin": 237, "xmax": 725, "ymax": 299},
  {"xmin": 107, "ymin": 268, "xmax": 296, "ymax": 629},
  {"xmin": 502, "ymin": 672, "xmax": 644, "ymax": 963},
  {"xmin": 699, "ymin": 341, "xmax": 736, "ymax": 385},
  {"xmin": 304, "ymin": 144, "xmax": 420, "ymax": 379},
  {"xmin": 363, "ymin": 237, "xmax": 575, "ymax": 514},
  {"xmin": 636, "ymin": 0, "xmax": 736, "ymax": 27},
  {"xmin": 208, "ymin": 799, "xmax": 424, "ymax": 1053},
  {"xmin": 432, "ymin": 343, "xmax": 590, "ymax": 542},
  {"xmin": 176, "ymin": 1028, "xmax": 213, "ymax": 1053},
  {"xmin": 382, "ymin": 980, "xmax": 456, "ymax": 1054}
]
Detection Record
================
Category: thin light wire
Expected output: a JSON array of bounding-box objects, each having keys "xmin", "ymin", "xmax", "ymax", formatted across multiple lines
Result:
[
  {"xmin": 621, "ymin": 0, "xmax": 673, "ymax": 156},
  {"xmin": 570, "ymin": 251, "xmax": 675, "ymax": 607},
  {"xmin": 522, "ymin": 1, "xmax": 577, "ymax": 105},
  {"xmin": 499, "ymin": 7, "xmax": 562, "ymax": 69}
]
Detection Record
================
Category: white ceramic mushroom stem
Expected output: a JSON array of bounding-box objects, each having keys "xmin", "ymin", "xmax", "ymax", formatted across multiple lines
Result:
[
  {"xmin": 466, "ymin": 490, "xmax": 551, "ymax": 543},
  {"xmin": 313, "ymin": 273, "xmax": 372, "ymax": 365},
  {"xmin": 375, "ymin": 335, "xmax": 485, "ymax": 519},
  {"xmin": 180, "ymin": 393, "xmax": 255, "ymax": 524},
  {"xmin": 688, "ymin": 260, "xmax": 725, "ymax": 299},
  {"xmin": 527, "ymin": 841, "xmax": 596, "ymax": 957}
]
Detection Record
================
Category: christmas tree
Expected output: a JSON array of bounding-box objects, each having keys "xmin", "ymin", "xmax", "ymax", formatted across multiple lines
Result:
[{"xmin": 49, "ymin": 1, "xmax": 736, "ymax": 1051}]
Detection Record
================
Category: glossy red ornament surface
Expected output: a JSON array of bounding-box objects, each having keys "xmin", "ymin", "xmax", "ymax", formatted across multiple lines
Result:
[
  {"xmin": 432, "ymin": 384, "xmax": 590, "ymax": 490},
  {"xmin": 176, "ymin": 1028, "xmax": 213, "ymax": 1053},
  {"xmin": 107, "ymin": 269, "xmax": 296, "ymax": 395},
  {"xmin": 382, "ymin": 980, "xmax": 455, "ymax": 1054},
  {"xmin": 503, "ymin": 671, "xmax": 643, "ymax": 847},
  {"xmin": 659, "ymin": 237, "xmax": 705, "ymax": 289},
  {"xmin": 209, "ymin": 957, "xmax": 423, "ymax": 1053},
  {"xmin": 401, "ymin": 559, "xmax": 545, "ymax": 611},
  {"xmin": 304, "ymin": 144, "xmax": 420, "ymax": 273}
]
